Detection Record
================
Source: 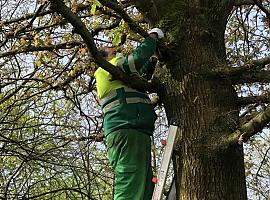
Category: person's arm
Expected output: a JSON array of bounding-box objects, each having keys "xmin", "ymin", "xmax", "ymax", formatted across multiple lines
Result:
[
  {"xmin": 116, "ymin": 37, "xmax": 157, "ymax": 75},
  {"xmin": 139, "ymin": 55, "xmax": 158, "ymax": 79},
  {"xmin": 116, "ymin": 28, "xmax": 163, "ymax": 76}
]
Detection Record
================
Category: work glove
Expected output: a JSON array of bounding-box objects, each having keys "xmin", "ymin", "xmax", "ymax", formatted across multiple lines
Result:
[
  {"xmin": 151, "ymin": 95, "xmax": 161, "ymax": 107},
  {"xmin": 148, "ymin": 28, "xmax": 164, "ymax": 39}
]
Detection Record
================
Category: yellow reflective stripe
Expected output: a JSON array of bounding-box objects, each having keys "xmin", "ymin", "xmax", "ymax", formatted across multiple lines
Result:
[
  {"xmin": 99, "ymin": 90, "xmax": 117, "ymax": 105},
  {"xmin": 128, "ymin": 55, "xmax": 138, "ymax": 74},
  {"xmin": 100, "ymin": 87, "xmax": 140, "ymax": 105},
  {"xmin": 103, "ymin": 100, "xmax": 121, "ymax": 113},
  {"xmin": 115, "ymin": 57, "xmax": 125, "ymax": 71},
  {"xmin": 102, "ymin": 97, "xmax": 151, "ymax": 112},
  {"xmin": 123, "ymin": 87, "xmax": 139, "ymax": 93},
  {"xmin": 126, "ymin": 97, "xmax": 151, "ymax": 104}
]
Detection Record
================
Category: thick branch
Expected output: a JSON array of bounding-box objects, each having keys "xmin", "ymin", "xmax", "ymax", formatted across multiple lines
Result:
[
  {"xmin": 131, "ymin": 0, "xmax": 160, "ymax": 24},
  {"xmin": 226, "ymin": 105, "xmax": 270, "ymax": 145},
  {"xmin": 211, "ymin": 55, "xmax": 270, "ymax": 77},
  {"xmin": 238, "ymin": 95, "xmax": 270, "ymax": 106},
  {"xmin": 49, "ymin": 0, "xmax": 154, "ymax": 92},
  {"xmin": 231, "ymin": 70, "xmax": 270, "ymax": 84}
]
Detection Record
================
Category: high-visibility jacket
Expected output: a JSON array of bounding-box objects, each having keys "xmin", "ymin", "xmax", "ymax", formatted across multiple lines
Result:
[{"xmin": 94, "ymin": 37, "xmax": 157, "ymax": 136}]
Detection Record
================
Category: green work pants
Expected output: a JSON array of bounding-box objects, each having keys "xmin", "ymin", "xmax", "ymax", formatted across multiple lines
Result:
[{"xmin": 106, "ymin": 129, "xmax": 154, "ymax": 200}]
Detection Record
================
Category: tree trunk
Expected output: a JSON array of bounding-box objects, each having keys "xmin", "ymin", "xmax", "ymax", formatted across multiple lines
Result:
[{"xmin": 151, "ymin": 0, "xmax": 248, "ymax": 199}]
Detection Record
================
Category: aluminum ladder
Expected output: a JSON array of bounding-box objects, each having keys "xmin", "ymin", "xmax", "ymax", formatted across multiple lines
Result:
[{"xmin": 152, "ymin": 123, "xmax": 179, "ymax": 200}]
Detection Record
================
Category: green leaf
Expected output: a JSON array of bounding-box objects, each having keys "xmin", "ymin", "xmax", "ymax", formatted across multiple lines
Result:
[
  {"xmin": 91, "ymin": 0, "xmax": 101, "ymax": 15},
  {"xmin": 91, "ymin": 4, "xmax": 97, "ymax": 15},
  {"xmin": 36, "ymin": 59, "xmax": 42, "ymax": 67},
  {"xmin": 112, "ymin": 30, "xmax": 122, "ymax": 46}
]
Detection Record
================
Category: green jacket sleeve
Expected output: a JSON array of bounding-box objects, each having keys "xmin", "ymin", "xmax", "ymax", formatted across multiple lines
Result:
[
  {"xmin": 117, "ymin": 37, "xmax": 156, "ymax": 76},
  {"xmin": 140, "ymin": 59, "xmax": 156, "ymax": 80}
]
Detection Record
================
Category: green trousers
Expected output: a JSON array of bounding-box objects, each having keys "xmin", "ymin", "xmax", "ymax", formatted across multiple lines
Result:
[{"xmin": 106, "ymin": 129, "xmax": 154, "ymax": 200}]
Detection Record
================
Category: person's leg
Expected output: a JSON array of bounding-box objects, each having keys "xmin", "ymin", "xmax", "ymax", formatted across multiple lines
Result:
[
  {"xmin": 106, "ymin": 129, "xmax": 154, "ymax": 200},
  {"xmin": 143, "ymin": 162, "xmax": 155, "ymax": 200}
]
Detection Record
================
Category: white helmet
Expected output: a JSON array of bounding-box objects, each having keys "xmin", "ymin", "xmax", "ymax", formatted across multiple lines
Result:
[{"xmin": 148, "ymin": 28, "xmax": 164, "ymax": 39}]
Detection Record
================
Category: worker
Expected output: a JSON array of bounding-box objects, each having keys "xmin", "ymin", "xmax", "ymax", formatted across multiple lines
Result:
[{"xmin": 94, "ymin": 28, "xmax": 164, "ymax": 200}]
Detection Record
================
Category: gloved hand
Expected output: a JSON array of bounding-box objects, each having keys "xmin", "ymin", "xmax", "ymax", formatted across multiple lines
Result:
[
  {"xmin": 148, "ymin": 28, "xmax": 164, "ymax": 39},
  {"xmin": 151, "ymin": 95, "xmax": 161, "ymax": 107}
]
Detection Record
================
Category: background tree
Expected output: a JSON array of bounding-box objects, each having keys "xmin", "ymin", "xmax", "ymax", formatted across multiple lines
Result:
[{"xmin": 0, "ymin": 0, "xmax": 270, "ymax": 199}]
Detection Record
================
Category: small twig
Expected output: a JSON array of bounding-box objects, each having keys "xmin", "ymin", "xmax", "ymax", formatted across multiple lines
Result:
[
  {"xmin": 239, "ymin": 103, "xmax": 259, "ymax": 118},
  {"xmin": 255, "ymin": 147, "xmax": 270, "ymax": 178},
  {"xmin": 98, "ymin": 0, "xmax": 148, "ymax": 37},
  {"xmin": 54, "ymin": 134, "xmax": 104, "ymax": 142},
  {"xmin": 253, "ymin": 0, "xmax": 270, "ymax": 23}
]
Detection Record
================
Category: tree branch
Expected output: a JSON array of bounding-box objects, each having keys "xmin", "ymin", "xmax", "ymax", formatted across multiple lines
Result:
[
  {"xmin": 54, "ymin": 133, "xmax": 104, "ymax": 142},
  {"xmin": 238, "ymin": 95, "xmax": 270, "ymax": 106},
  {"xmin": 255, "ymin": 147, "xmax": 270, "ymax": 178},
  {"xmin": 92, "ymin": 18, "xmax": 121, "ymax": 36},
  {"xmin": 226, "ymin": 104, "xmax": 270, "ymax": 145},
  {"xmin": 231, "ymin": 70, "xmax": 270, "ymax": 84},
  {"xmin": 0, "ymin": 3, "xmax": 48, "ymax": 48},
  {"xmin": 0, "ymin": 42, "xmax": 82, "ymax": 58},
  {"xmin": 49, "ymin": 0, "xmax": 155, "ymax": 92},
  {"xmin": 130, "ymin": 0, "xmax": 160, "ymax": 24},
  {"xmin": 27, "ymin": 187, "xmax": 88, "ymax": 199},
  {"xmin": 0, "ymin": 69, "xmax": 37, "ymax": 105},
  {"xmin": 98, "ymin": 0, "xmax": 148, "ymax": 37},
  {"xmin": 210, "ymin": 55, "xmax": 270, "ymax": 78},
  {"xmin": 234, "ymin": 0, "xmax": 255, "ymax": 6},
  {"xmin": 252, "ymin": 0, "xmax": 270, "ymax": 21},
  {"xmin": 1, "ymin": 3, "xmax": 90, "ymax": 25}
]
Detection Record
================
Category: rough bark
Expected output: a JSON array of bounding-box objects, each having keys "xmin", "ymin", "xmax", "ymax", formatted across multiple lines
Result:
[{"xmin": 137, "ymin": 0, "xmax": 248, "ymax": 199}]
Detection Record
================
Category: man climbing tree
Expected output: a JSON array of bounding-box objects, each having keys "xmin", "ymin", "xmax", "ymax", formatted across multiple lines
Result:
[
  {"xmin": 2, "ymin": 0, "xmax": 270, "ymax": 199},
  {"xmin": 95, "ymin": 28, "xmax": 164, "ymax": 199},
  {"xmin": 47, "ymin": 0, "xmax": 270, "ymax": 199}
]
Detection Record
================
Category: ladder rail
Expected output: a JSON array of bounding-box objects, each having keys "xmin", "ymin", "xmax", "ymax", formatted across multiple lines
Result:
[{"xmin": 152, "ymin": 125, "xmax": 178, "ymax": 200}]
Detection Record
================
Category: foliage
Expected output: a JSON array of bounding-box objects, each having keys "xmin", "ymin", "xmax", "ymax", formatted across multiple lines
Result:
[{"xmin": 0, "ymin": 0, "xmax": 270, "ymax": 199}]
